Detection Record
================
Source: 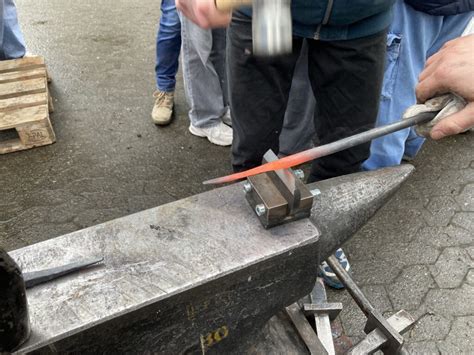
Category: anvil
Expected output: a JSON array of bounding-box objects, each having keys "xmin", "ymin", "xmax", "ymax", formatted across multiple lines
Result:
[{"xmin": 10, "ymin": 165, "xmax": 413, "ymax": 354}]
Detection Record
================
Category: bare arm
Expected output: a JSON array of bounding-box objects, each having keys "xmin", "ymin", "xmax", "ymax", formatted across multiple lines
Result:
[{"xmin": 416, "ymin": 34, "xmax": 474, "ymax": 139}]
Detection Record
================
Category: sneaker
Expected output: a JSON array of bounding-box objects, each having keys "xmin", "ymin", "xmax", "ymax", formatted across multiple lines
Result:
[
  {"xmin": 222, "ymin": 108, "xmax": 232, "ymax": 126},
  {"xmin": 152, "ymin": 90, "xmax": 174, "ymax": 126},
  {"xmin": 319, "ymin": 248, "xmax": 350, "ymax": 289},
  {"xmin": 189, "ymin": 122, "xmax": 233, "ymax": 146}
]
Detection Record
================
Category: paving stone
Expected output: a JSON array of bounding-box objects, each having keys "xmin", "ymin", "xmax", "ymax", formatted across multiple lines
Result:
[
  {"xmin": 422, "ymin": 196, "xmax": 459, "ymax": 227},
  {"xmin": 407, "ymin": 313, "xmax": 451, "ymax": 342},
  {"xmin": 5, "ymin": 222, "xmax": 79, "ymax": 247},
  {"xmin": 465, "ymin": 269, "xmax": 474, "ymax": 286},
  {"xmin": 451, "ymin": 212, "xmax": 474, "ymax": 232},
  {"xmin": 455, "ymin": 183, "xmax": 474, "ymax": 211},
  {"xmin": 429, "ymin": 248, "xmax": 474, "ymax": 289},
  {"xmin": 344, "ymin": 233, "xmax": 378, "ymax": 261},
  {"xmin": 351, "ymin": 208, "xmax": 426, "ymax": 247},
  {"xmin": 423, "ymin": 284, "xmax": 474, "ymax": 318},
  {"xmin": 72, "ymin": 207, "xmax": 128, "ymax": 229},
  {"xmin": 350, "ymin": 259, "xmax": 401, "ymax": 286},
  {"xmin": 413, "ymin": 226, "xmax": 473, "ymax": 248},
  {"xmin": 127, "ymin": 193, "xmax": 175, "ymax": 212},
  {"xmin": 20, "ymin": 189, "xmax": 78, "ymax": 208},
  {"xmin": 404, "ymin": 341, "xmax": 439, "ymax": 354},
  {"xmin": 335, "ymin": 293, "xmax": 367, "ymax": 338},
  {"xmin": 0, "ymin": 202, "xmax": 23, "ymax": 223},
  {"xmin": 387, "ymin": 265, "xmax": 435, "ymax": 311},
  {"xmin": 361, "ymin": 285, "xmax": 393, "ymax": 313},
  {"xmin": 467, "ymin": 246, "xmax": 474, "ymax": 260},
  {"xmin": 378, "ymin": 242, "xmax": 440, "ymax": 268},
  {"xmin": 437, "ymin": 316, "xmax": 474, "ymax": 354}
]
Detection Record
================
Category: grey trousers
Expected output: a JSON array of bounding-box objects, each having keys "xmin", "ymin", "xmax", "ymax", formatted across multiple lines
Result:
[
  {"xmin": 279, "ymin": 40, "xmax": 316, "ymax": 156},
  {"xmin": 179, "ymin": 13, "xmax": 228, "ymax": 128}
]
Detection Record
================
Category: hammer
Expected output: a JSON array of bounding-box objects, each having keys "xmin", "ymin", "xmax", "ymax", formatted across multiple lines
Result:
[{"xmin": 215, "ymin": 0, "xmax": 293, "ymax": 56}]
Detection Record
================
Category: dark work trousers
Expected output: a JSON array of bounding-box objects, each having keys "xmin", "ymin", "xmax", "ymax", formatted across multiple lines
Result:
[{"xmin": 228, "ymin": 12, "xmax": 387, "ymax": 182}]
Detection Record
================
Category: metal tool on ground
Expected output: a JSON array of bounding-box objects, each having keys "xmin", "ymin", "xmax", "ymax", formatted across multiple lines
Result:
[
  {"xmin": 348, "ymin": 310, "xmax": 415, "ymax": 355},
  {"xmin": 285, "ymin": 303, "xmax": 328, "ymax": 355},
  {"xmin": 23, "ymin": 257, "xmax": 104, "ymax": 289},
  {"xmin": 326, "ymin": 255, "xmax": 414, "ymax": 354},
  {"xmin": 204, "ymin": 111, "xmax": 439, "ymax": 185},
  {"xmin": 244, "ymin": 149, "xmax": 314, "ymax": 228},
  {"xmin": 303, "ymin": 278, "xmax": 342, "ymax": 355},
  {"xmin": 215, "ymin": 0, "xmax": 292, "ymax": 56}
]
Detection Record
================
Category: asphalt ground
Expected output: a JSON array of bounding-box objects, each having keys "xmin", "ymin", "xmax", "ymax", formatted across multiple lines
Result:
[{"xmin": 1, "ymin": 1, "xmax": 473, "ymax": 353}]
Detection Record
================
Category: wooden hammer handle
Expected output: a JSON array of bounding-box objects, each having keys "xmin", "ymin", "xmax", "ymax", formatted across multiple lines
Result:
[{"xmin": 215, "ymin": 0, "xmax": 252, "ymax": 12}]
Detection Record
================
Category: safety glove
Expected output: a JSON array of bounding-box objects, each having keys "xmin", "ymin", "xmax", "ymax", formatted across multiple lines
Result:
[{"xmin": 403, "ymin": 93, "xmax": 467, "ymax": 138}]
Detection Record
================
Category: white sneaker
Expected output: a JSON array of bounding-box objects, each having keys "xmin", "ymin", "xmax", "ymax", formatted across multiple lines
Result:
[
  {"xmin": 222, "ymin": 108, "xmax": 232, "ymax": 126},
  {"xmin": 189, "ymin": 122, "xmax": 233, "ymax": 146}
]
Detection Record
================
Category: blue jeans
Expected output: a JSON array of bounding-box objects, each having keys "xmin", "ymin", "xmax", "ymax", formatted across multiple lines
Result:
[
  {"xmin": 363, "ymin": 1, "xmax": 473, "ymax": 170},
  {"xmin": 0, "ymin": 0, "xmax": 26, "ymax": 60},
  {"xmin": 155, "ymin": 0, "xmax": 181, "ymax": 92}
]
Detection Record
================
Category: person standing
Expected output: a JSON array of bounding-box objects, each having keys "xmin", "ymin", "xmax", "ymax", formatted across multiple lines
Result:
[
  {"xmin": 176, "ymin": 0, "xmax": 394, "ymax": 288},
  {"xmin": 152, "ymin": 0, "xmax": 182, "ymax": 126},
  {"xmin": 363, "ymin": 0, "xmax": 473, "ymax": 170},
  {"xmin": 0, "ymin": 0, "xmax": 26, "ymax": 60},
  {"xmin": 179, "ymin": 13, "xmax": 232, "ymax": 146}
]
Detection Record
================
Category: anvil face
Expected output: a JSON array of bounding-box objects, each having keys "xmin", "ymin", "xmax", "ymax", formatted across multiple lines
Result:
[{"xmin": 10, "ymin": 165, "xmax": 414, "ymax": 354}]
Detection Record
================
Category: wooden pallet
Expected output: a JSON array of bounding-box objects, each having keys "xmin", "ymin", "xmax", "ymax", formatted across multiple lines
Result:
[{"xmin": 0, "ymin": 56, "xmax": 55, "ymax": 154}]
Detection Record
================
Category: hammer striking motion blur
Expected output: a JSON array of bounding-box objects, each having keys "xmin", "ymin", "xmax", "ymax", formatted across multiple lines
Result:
[{"xmin": 215, "ymin": 0, "xmax": 293, "ymax": 56}]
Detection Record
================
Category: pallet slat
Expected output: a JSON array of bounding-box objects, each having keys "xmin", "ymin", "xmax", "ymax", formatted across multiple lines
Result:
[{"xmin": 0, "ymin": 55, "xmax": 55, "ymax": 154}]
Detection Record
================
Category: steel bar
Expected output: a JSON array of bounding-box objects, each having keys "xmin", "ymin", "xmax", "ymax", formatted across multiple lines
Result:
[
  {"xmin": 310, "ymin": 278, "xmax": 336, "ymax": 355},
  {"xmin": 204, "ymin": 111, "xmax": 437, "ymax": 185},
  {"xmin": 348, "ymin": 310, "xmax": 415, "ymax": 355},
  {"xmin": 326, "ymin": 255, "xmax": 404, "ymax": 353},
  {"xmin": 285, "ymin": 303, "xmax": 328, "ymax": 355}
]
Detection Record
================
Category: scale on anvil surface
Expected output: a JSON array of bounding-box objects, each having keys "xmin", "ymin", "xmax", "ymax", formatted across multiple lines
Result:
[{"xmin": 243, "ymin": 150, "xmax": 316, "ymax": 229}]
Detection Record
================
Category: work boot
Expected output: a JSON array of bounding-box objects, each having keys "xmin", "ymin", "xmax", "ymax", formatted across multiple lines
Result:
[
  {"xmin": 319, "ymin": 248, "xmax": 350, "ymax": 289},
  {"xmin": 152, "ymin": 90, "xmax": 174, "ymax": 126},
  {"xmin": 189, "ymin": 122, "xmax": 233, "ymax": 146}
]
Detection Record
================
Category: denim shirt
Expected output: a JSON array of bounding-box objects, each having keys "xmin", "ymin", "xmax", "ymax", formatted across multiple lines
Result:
[
  {"xmin": 238, "ymin": 0, "xmax": 396, "ymax": 41},
  {"xmin": 404, "ymin": 0, "xmax": 474, "ymax": 16}
]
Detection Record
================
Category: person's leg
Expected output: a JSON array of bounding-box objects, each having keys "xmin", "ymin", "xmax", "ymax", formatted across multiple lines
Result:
[
  {"xmin": 0, "ymin": 0, "xmax": 26, "ymax": 60},
  {"xmin": 155, "ymin": 0, "xmax": 181, "ymax": 93},
  {"xmin": 228, "ymin": 12, "xmax": 302, "ymax": 171},
  {"xmin": 362, "ymin": 0, "xmax": 444, "ymax": 170},
  {"xmin": 152, "ymin": 0, "xmax": 182, "ymax": 125},
  {"xmin": 209, "ymin": 27, "xmax": 229, "ymax": 112},
  {"xmin": 279, "ymin": 40, "xmax": 316, "ymax": 156},
  {"xmin": 180, "ymin": 14, "xmax": 227, "ymax": 129},
  {"xmin": 306, "ymin": 30, "xmax": 387, "ymax": 182}
]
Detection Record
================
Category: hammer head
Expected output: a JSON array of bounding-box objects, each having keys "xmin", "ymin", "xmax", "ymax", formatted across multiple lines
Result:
[{"xmin": 252, "ymin": 0, "xmax": 292, "ymax": 56}]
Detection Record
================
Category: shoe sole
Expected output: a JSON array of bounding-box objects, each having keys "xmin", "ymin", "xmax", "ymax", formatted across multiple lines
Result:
[{"xmin": 189, "ymin": 125, "xmax": 232, "ymax": 147}]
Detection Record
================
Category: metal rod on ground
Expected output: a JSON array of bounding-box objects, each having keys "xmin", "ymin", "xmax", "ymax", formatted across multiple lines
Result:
[
  {"xmin": 203, "ymin": 111, "xmax": 438, "ymax": 185},
  {"xmin": 326, "ymin": 255, "xmax": 404, "ymax": 353}
]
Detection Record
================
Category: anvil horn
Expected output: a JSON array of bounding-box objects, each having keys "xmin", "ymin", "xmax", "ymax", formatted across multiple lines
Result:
[{"xmin": 310, "ymin": 164, "xmax": 415, "ymax": 261}]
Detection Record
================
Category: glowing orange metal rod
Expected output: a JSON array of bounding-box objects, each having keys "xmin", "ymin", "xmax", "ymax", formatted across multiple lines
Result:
[{"xmin": 203, "ymin": 112, "xmax": 437, "ymax": 185}]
